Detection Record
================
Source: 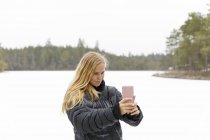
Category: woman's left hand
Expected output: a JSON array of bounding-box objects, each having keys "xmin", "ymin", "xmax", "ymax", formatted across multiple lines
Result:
[{"xmin": 130, "ymin": 103, "xmax": 140, "ymax": 116}]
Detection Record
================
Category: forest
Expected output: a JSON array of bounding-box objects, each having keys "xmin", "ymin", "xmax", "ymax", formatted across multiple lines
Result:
[
  {"xmin": 166, "ymin": 12, "xmax": 210, "ymax": 71},
  {"xmin": 0, "ymin": 39, "xmax": 172, "ymax": 71},
  {"xmin": 0, "ymin": 12, "xmax": 210, "ymax": 72}
]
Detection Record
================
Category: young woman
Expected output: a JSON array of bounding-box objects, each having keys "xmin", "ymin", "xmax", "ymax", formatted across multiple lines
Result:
[{"xmin": 62, "ymin": 51, "xmax": 143, "ymax": 140}]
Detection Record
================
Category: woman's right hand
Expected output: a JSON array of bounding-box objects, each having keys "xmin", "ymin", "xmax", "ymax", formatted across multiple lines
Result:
[{"xmin": 119, "ymin": 98, "xmax": 135, "ymax": 115}]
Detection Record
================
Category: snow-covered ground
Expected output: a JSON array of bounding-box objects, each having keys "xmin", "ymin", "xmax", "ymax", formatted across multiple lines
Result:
[{"xmin": 0, "ymin": 71, "xmax": 210, "ymax": 140}]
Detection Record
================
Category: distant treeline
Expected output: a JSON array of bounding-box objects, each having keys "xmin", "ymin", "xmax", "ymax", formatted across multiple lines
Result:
[
  {"xmin": 0, "ymin": 39, "xmax": 172, "ymax": 71},
  {"xmin": 1, "ymin": 11, "xmax": 210, "ymax": 71}
]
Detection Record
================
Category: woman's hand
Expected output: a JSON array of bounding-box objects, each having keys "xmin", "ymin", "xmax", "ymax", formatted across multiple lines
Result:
[
  {"xmin": 119, "ymin": 98, "xmax": 140, "ymax": 116},
  {"xmin": 118, "ymin": 98, "xmax": 135, "ymax": 115},
  {"xmin": 129, "ymin": 103, "xmax": 140, "ymax": 116}
]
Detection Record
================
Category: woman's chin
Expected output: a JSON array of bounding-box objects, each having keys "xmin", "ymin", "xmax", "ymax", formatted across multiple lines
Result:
[{"xmin": 94, "ymin": 82, "xmax": 101, "ymax": 87}]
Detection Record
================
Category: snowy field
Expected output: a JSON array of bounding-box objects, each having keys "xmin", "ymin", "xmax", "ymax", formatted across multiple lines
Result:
[{"xmin": 0, "ymin": 71, "xmax": 210, "ymax": 140}]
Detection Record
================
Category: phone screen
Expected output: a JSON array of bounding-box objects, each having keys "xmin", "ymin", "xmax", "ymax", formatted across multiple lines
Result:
[{"xmin": 122, "ymin": 86, "xmax": 134, "ymax": 102}]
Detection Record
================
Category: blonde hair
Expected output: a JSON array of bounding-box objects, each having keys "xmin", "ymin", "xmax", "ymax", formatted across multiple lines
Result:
[{"xmin": 62, "ymin": 51, "xmax": 108, "ymax": 112}]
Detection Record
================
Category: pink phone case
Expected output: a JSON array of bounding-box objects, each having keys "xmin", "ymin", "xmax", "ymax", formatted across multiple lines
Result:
[{"xmin": 122, "ymin": 86, "xmax": 134, "ymax": 102}]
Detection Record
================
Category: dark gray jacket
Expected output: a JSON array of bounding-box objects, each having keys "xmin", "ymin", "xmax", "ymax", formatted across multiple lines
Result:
[{"xmin": 66, "ymin": 82, "xmax": 143, "ymax": 140}]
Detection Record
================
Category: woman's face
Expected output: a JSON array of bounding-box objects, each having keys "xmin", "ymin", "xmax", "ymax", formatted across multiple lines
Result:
[{"xmin": 90, "ymin": 63, "xmax": 105, "ymax": 87}]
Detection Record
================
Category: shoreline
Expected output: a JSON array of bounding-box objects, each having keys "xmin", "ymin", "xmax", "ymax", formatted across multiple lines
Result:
[{"xmin": 153, "ymin": 70, "xmax": 210, "ymax": 80}]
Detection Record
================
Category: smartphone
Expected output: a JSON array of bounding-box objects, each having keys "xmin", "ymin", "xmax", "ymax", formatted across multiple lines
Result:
[{"xmin": 122, "ymin": 86, "xmax": 134, "ymax": 103}]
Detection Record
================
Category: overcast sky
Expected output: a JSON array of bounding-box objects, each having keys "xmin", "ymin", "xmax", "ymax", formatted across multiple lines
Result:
[{"xmin": 0, "ymin": 0, "xmax": 209, "ymax": 55}]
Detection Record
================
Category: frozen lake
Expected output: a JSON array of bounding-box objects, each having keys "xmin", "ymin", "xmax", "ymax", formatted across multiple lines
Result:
[{"xmin": 0, "ymin": 71, "xmax": 210, "ymax": 140}]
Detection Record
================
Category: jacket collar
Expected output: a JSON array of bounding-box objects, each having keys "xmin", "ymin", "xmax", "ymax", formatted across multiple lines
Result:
[{"xmin": 93, "ymin": 80, "xmax": 105, "ymax": 92}]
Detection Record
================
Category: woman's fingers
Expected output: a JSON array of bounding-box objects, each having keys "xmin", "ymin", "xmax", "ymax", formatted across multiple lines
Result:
[
  {"xmin": 130, "ymin": 109, "xmax": 140, "ymax": 116},
  {"xmin": 130, "ymin": 104, "xmax": 140, "ymax": 116},
  {"xmin": 119, "ymin": 98, "xmax": 133, "ymax": 103},
  {"xmin": 119, "ymin": 99, "xmax": 137, "ymax": 115},
  {"xmin": 119, "ymin": 98, "xmax": 140, "ymax": 116}
]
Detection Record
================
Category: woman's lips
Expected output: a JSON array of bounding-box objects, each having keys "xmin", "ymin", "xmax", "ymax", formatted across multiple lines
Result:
[{"xmin": 95, "ymin": 81, "xmax": 101, "ymax": 85}]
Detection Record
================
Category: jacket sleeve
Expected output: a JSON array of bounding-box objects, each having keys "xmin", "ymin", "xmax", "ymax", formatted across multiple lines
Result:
[
  {"xmin": 109, "ymin": 86, "xmax": 143, "ymax": 126},
  {"xmin": 66, "ymin": 103, "xmax": 118, "ymax": 134}
]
